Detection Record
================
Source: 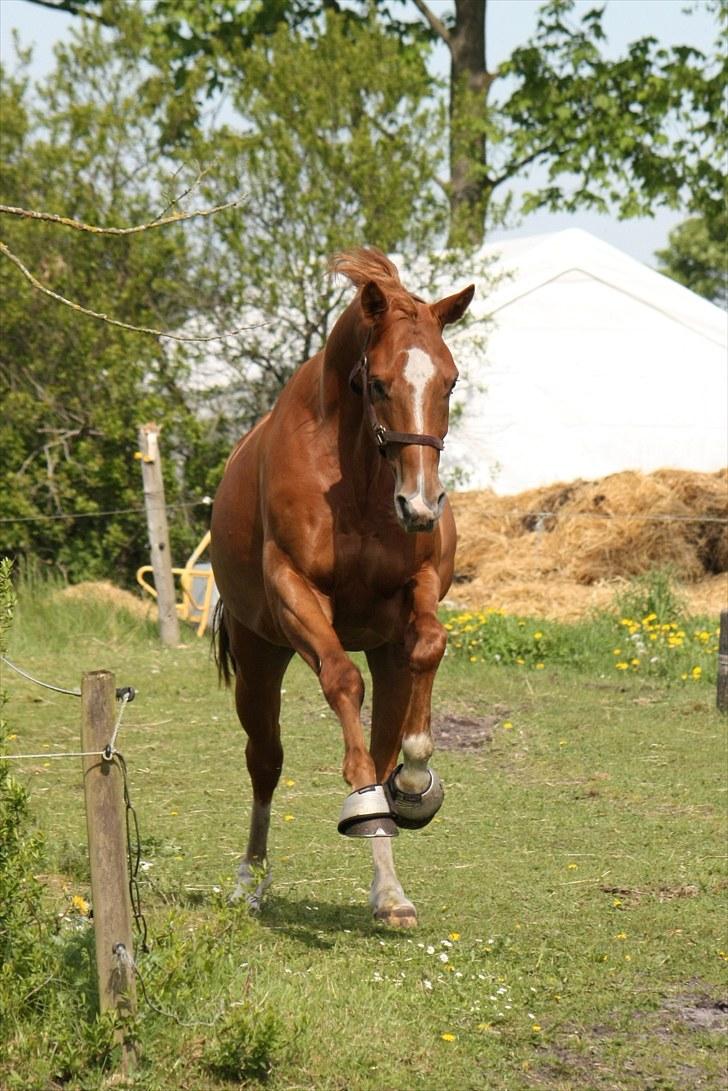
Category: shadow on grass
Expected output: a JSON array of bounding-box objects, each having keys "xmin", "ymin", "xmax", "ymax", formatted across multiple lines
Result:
[{"xmin": 255, "ymin": 893, "xmax": 396, "ymax": 948}]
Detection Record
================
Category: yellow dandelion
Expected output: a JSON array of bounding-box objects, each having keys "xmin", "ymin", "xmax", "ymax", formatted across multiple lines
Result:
[
  {"xmin": 612, "ymin": 898, "xmax": 622, "ymax": 907},
  {"xmin": 283, "ymin": 814, "xmax": 295, "ymax": 822},
  {"xmin": 535, "ymin": 662, "xmax": 545, "ymax": 670},
  {"xmin": 531, "ymin": 1023, "xmax": 542, "ymax": 1033},
  {"xmin": 567, "ymin": 863, "xmax": 577, "ymax": 870},
  {"xmin": 503, "ymin": 720, "xmax": 513, "ymax": 730},
  {"xmin": 449, "ymin": 932, "xmax": 461, "ymax": 941},
  {"xmin": 615, "ymin": 662, "xmax": 629, "ymax": 671},
  {"xmin": 284, "ymin": 778, "xmax": 296, "ymax": 787},
  {"xmin": 533, "ymin": 631, "xmax": 543, "ymax": 641},
  {"xmin": 615, "ymin": 932, "xmax": 627, "ymax": 940},
  {"xmin": 71, "ymin": 894, "xmax": 90, "ymax": 915},
  {"xmin": 440, "ymin": 1032, "xmax": 456, "ymax": 1042},
  {"xmin": 691, "ymin": 665, "xmax": 702, "ymax": 679}
]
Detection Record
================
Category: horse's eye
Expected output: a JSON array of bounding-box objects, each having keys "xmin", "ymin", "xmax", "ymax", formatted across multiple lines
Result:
[{"xmin": 369, "ymin": 379, "xmax": 388, "ymax": 401}]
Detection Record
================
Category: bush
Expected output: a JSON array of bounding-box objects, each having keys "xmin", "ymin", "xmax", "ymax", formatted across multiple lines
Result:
[
  {"xmin": 442, "ymin": 571, "xmax": 719, "ymax": 684},
  {"xmin": 0, "ymin": 558, "xmax": 48, "ymax": 1013},
  {"xmin": 202, "ymin": 1003, "xmax": 283, "ymax": 1083}
]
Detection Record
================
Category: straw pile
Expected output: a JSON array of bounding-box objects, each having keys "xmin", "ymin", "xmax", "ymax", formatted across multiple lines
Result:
[
  {"xmin": 57, "ymin": 581, "xmax": 154, "ymax": 621},
  {"xmin": 449, "ymin": 469, "xmax": 727, "ymax": 619}
]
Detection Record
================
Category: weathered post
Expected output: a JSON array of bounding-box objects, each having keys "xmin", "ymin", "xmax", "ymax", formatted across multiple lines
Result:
[
  {"xmin": 137, "ymin": 422, "xmax": 180, "ymax": 645},
  {"xmin": 718, "ymin": 609, "xmax": 728, "ymax": 713},
  {"xmin": 81, "ymin": 671, "xmax": 137, "ymax": 1073}
]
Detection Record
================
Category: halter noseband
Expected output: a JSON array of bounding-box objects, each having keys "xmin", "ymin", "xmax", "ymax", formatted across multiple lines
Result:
[{"xmin": 348, "ymin": 352, "xmax": 445, "ymax": 456}]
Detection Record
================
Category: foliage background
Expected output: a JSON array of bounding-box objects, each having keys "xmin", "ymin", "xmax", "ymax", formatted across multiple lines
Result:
[{"xmin": 1, "ymin": 0, "xmax": 726, "ymax": 586}]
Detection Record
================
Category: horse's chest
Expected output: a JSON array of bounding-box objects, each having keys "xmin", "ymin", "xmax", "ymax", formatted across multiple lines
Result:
[{"xmin": 334, "ymin": 525, "xmax": 405, "ymax": 581}]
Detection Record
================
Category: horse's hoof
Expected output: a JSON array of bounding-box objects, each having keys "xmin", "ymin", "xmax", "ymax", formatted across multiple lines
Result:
[
  {"xmin": 229, "ymin": 862, "xmax": 271, "ymax": 910},
  {"xmin": 374, "ymin": 905, "xmax": 418, "ymax": 928},
  {"xmin": 229, "ymin": 888, "xmax": 262, "ymax": 912},
  {"xmin": 342, "ymin": 815, "xmax": 399, "ymax": 838},
  {"xmin": 338, "ymin": 784, "xmax": 397, "ymax": 837},
  {"xmin": 385, "ymin": 765, "xmax": 444, "ymax": 829}
]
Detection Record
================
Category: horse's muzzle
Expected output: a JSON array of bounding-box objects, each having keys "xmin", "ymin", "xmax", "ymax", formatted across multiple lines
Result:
[{"xmin": 395, "ymin": 490, "xmax": 445, "ymax": 533}]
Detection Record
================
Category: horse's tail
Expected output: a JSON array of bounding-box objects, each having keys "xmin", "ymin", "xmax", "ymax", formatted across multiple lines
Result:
[{"xmin": 212, "ymin": 600, "xmax": 236, "ymax": 686}]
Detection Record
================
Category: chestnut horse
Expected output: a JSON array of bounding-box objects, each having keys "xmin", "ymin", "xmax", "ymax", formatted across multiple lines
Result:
[{"xmin": 211, "ymin": 248, "xmax": 473, "ymax": 927}]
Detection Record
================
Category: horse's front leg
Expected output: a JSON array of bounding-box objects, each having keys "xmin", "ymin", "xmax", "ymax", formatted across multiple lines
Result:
[
  {"xmin": 265, "ymin": 544, "xmax": 396, "ymax": 837},
  {"xmin": 364, "ymin": 602, "xmax": 446, "ymax": 928},
  {"xmin": 385, "ymin": 572, "xmax": 447, "ymax": 826}
]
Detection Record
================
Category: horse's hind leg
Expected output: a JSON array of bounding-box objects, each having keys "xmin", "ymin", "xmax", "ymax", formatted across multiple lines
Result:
[{"xmin": 225, "ymin": 615, "xmax": 293, "ymax": 909}]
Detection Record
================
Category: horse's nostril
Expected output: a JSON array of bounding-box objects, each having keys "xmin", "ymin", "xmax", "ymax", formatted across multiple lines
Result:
[
  {"xmin": 396, "ymin": 494, "xmax": 409, "ymax": 521},
  {"xmin": 437, "ymin": 491, "xmax": 446, "ymax": 510}
]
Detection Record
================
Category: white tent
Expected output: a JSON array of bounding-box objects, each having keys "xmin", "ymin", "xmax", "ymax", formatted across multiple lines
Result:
[{"xmin": 441, "ymin": 228, "xmax": 728, "ymax": 494}]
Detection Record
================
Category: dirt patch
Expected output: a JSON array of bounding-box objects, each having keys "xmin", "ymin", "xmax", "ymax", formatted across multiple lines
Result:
[
  {"xmin": 661, "ymin": 996, "xmax": 728, "ymax": 1033},
  {"xmin": 433, "ymin": 711, "xmax": 502, "ymax": 750},
  {"xmin": 601, "ymin": 883, "xmax": 702, "ymax": 906}
]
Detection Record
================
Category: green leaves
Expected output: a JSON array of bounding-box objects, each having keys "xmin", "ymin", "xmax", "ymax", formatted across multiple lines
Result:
[
  {"xmin": 496, "ymin": 0, "xmax": 726, "ymax": 225},
  {"xmin": 655, "ymin": 215, "xmax": 728, "ymax": 306}
]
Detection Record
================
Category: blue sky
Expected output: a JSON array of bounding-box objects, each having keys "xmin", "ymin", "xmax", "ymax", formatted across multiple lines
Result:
[{"xmin": 0, "ymin": 0, "xmax": 719, "ymax": 266}]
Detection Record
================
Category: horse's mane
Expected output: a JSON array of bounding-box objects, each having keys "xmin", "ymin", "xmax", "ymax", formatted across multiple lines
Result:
[{"xmin": 330, "ymin": 246, "xmax": 419, "ymax": 319}]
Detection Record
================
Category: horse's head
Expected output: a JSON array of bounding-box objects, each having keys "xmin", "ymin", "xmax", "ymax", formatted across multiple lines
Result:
[{"xmin": 341, "ymin": 254, "xmax": 473, "ymax": 533}]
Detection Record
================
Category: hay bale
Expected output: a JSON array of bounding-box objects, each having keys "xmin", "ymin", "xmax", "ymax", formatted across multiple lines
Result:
[
  {"xmin": 450, "ymin": 468, "xmax": 727, "ymax": 618},
  {"xmin": 56, "ymin": 581, "xmax": 154, "ymax": 620}
]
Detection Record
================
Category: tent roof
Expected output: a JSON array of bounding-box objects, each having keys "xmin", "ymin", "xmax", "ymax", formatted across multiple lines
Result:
[
  {"xmin": 440, "ymin": 228, "xmax": 727, "ymax": 494},
  {"xmin": 471, "ymin": 228, "xmax": 726, "ymax": 348}
]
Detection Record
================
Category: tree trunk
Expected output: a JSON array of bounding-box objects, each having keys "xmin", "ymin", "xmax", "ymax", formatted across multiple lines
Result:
[{"xmin": 448, "ymin": 0, "xmax": 491, "ymax": 250}]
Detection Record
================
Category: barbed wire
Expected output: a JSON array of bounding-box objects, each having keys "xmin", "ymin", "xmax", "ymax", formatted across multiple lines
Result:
[
  {"xmin": 1, "ymin": 501, "xmax": 725, "ymax": 526},
  {"xmin": 0, "ymin": 497, "xmax": 212, "ymax": 524},
  {"xmin": 0, "ymin": 660, "xmax": 147, "ymax": 949}
]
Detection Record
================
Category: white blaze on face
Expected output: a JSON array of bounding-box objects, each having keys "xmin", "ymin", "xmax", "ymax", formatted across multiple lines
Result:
[
  {"xmin": 404, "ymin": 347, "xmax": 437, "ymax": 431},
  {"xmin": 391, "ymin": 347, "xmax": 444, "ymax": 525}
]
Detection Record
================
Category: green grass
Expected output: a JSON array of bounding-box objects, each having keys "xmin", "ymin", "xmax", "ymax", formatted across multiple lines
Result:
[{"xmin": 1, "ymin": 582, "xmax": 726, "ymax": 1090}]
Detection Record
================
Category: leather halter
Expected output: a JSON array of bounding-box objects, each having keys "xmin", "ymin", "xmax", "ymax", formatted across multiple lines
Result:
[{"xmin": 348, "ymin": 352, "xmax": 445, "ymax": 456}]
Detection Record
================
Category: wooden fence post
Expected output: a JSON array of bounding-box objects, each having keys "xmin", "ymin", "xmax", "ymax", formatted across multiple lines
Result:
[
  {"xmin": 138, "ymin": 423, "xmax": 180, "ymax": 645},
  {"xmin": 81, "ymin": 671, "xmax": 137, "ymax": 1073},
  {"xmin": 718, "ymin": 610, "xmax": 728, "ymax": 713}
]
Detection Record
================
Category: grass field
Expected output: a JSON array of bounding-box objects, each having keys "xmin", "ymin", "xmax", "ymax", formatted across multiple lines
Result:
[{"xmin": 1, "ymin": 583, "xmax": 726, "ymax": 1090}]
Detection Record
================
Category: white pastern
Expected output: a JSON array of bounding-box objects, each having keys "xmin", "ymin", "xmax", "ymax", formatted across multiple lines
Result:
[
  {"xmin": 369, "ymin": 837, "xmax": 415, "ymax": 918},
  {"xmin": 399, "ymin": 731, "xmax": 433, "ymax": 793},
  {"xmin": 230, "ymin": 800, "xmax": 272, "ymax": 909},
  {"xmin": 230, "ymin": 859, "xmax": 272, "ymax": 911}
]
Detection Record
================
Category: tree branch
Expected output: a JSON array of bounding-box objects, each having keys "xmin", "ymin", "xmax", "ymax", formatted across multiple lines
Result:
[
  {"xmin": 490, "ymin": 144, "xmax": 558, "ymax": 189},
  {"xmin": 0, "ymin": 196, "xmax": 244, "ymax": 236},
  {"xmin": 0, "ymin": 240, "xmax": 256, "ymax": 342},
  {"xmin": 411, "ymin": 0, "xmax": 451, "ymax": 47},
  {"xmin": 24, "ymin": 0, "xmax": 109, "ymax": 25}
]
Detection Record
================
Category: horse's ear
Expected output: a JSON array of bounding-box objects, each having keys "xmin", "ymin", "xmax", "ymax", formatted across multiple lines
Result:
[
  {"xmin": 432, "ymin": 284, "xmax": 475, "ymax": 328},
  {"xmin": 361, "ymin": 280, "xmax": 388, "ymax": 321}
]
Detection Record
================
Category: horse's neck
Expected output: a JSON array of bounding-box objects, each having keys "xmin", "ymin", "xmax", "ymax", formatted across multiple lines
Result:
[
  {"xmin": 320, "ymin": 299, "xmax": 385, "ymax": 487},
  {"xmin": 323, "ymin": 299, "xmax": 366, "ymax": 381}
]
